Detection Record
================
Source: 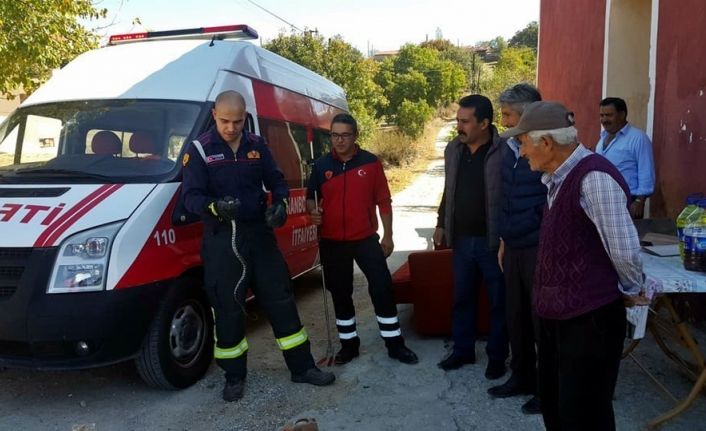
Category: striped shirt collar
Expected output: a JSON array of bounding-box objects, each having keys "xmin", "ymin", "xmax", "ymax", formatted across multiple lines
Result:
[{"xmin": 541, "ymin": 144, "xmax": 591, "ymax": 191}]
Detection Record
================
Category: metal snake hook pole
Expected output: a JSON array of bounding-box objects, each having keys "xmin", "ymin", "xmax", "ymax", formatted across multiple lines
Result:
[
  {"xmin": 314, "ymin": 190, "xmax": 335, "ymax": 367},
  {"xmin": 230, "ymin": 219, "xmax": 248, "ymax": 316}
]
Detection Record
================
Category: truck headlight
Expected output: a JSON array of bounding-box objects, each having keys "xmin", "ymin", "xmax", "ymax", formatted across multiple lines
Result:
[{"xmin": 48, "ymin": 222, "xmax": 124, "ymax": 293}]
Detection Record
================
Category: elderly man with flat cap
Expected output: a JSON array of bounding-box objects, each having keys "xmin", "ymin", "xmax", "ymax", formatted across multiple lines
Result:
[{"xmin": 500, "ymin": 101, "xmax": 649, "ymax": 431}]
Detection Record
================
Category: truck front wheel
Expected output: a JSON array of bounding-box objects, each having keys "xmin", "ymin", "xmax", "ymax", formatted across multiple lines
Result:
[{"xmin": 136, "ymin": 278, "xmax": 213, "ymax": 389}]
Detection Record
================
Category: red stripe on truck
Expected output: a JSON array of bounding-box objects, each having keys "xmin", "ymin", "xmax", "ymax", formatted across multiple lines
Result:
[{"xmin": 34, "ymin": 184, "xmax": 123, "ymax": 247}]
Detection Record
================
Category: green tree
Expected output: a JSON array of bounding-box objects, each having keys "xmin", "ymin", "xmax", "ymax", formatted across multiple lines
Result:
[
  {"xmin": 0, "ymin": 0, "xmax": 106, "ymax": 97},
  {"xmin": 264, "ymin": 31, "xmax": 326, "ymax": 73},
  {"xmin": 488, "ymin": 36, "xmax": 508, "ymax": 52},
  {"xmin": 379, "ymin": 44, "xmax": 467, "ymax": 134},
  {"xmin": 420, "ymin": 39, "xmax": 480, "ymax": 94},
  {"xmin": 509, "ymin": 21, "xmax": 538, "ymax": 51},
  {"xmin": 387, "ymin": 70, "xmax": 429, "ymax": 114},
  {"xmin": 482, "ymin": 47, "xmax": 537, "ymax": 124},
  {"xmin": 396, "ymin": 99, "xmax": 433, "ymax": 139},
  {"xmin": 265, "ymin": 32, "xmax": 386, "ymax": 145}
]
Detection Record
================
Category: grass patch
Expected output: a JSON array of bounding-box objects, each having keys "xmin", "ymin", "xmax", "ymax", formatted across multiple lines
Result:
[{"xmin": 365, "ymin": 118, "xmax": 446, "ymax": 194}]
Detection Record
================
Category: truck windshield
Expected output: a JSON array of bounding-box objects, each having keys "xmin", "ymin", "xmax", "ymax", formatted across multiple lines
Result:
[{"xmin": 0, "ymin": 100, "xmax": 202, "ymax": 183}]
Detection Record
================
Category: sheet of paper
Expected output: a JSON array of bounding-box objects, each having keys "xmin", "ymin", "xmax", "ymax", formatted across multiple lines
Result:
[
  {"xmin": 642, "ymin": 244, "xmax": 680, "ymax": 257},
  {"xmin": 641, "ymin": 232, "xmax": 679, "ymax": 245},
  {"xmin": 626, "ymin": 305, "xmax": 649, "ymax": 339}
]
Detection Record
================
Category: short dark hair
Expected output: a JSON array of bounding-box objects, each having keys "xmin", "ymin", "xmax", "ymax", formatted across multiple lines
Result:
[
  {"xmin": 600, "ymin": 97, "xmax": 628, "ymax": 116},
  {"xmin": 458, "ymin": 94, "xmax": 494, "ymax": 123},
  {"xmin": 331, "ymin": 113, "xmax": 358, "ymax": 134},
  {"xmin": 498, "ymin": 83, "xmax": 542, "ymax": 112}
]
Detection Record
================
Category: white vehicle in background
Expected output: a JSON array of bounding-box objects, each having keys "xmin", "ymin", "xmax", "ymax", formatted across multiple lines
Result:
[{"xmin": 0, "ymin": 25, "xmax": 347, "ymax": 389}]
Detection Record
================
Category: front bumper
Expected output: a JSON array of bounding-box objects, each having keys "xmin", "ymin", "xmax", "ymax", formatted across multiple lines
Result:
[{"xmin": 0, "ymin": 247, "xmax": 168, "ymax": 369}]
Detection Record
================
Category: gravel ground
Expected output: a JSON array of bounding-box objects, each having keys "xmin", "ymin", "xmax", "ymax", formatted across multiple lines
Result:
[{"xmin": 2, "ymin": 124, "xmax": 706, "ymax": 430}]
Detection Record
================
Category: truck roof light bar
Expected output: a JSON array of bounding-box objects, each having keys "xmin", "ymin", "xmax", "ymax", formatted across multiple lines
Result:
[{"xmin": 108, "ymin": 24, "xmax": 259, "ymax": 46}]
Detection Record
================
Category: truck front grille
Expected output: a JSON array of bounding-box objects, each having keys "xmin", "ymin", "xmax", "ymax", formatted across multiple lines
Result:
[{"xmin": 0, "ymin": 248, "xmax": 33, "ymax": 300}]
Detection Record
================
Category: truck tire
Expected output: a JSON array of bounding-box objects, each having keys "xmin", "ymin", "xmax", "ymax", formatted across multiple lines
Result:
[{"xmin": 136, "ymin": 277, "xmax": 213, "ymax": 389}]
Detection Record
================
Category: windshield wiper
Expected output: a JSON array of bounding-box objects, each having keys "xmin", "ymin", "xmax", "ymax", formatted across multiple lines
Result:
[{"xmin": 14, "ymin": 168, "xmax": 114, "ymax": 181}]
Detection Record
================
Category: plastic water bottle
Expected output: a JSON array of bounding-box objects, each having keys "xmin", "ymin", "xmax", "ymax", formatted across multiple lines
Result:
[
  {"xmin": 677, "ymin": 193, "xmax": 705, "ymax": 259},
  {"xmin": 683, "ymin": 199, "xmax": 706, "ymax": 272}
]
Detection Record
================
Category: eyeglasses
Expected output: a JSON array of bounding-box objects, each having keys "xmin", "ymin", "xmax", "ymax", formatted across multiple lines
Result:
[{"xmin": 330, "ymin": 132, "xmax": 354, "ymax": 140}]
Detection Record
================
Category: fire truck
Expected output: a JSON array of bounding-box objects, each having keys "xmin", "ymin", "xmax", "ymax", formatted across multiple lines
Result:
[{"xmin": 0, "ymin": 25, "xmax": 347, "ymax": 389}]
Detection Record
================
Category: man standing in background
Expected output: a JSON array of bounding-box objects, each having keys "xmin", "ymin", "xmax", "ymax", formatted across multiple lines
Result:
[
  {"xmin": 487, "ymin": 84, "xmax": 544, "ymax": 415},
  {"xmin": 595, "ymin": 97, "xmax": 655, "ymax": 219},
  {"xmin": 434, "ymin": 95, "xmax": 508, "ymax": 380}
]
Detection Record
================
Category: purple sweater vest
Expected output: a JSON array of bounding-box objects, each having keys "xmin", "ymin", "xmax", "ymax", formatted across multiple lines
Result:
[{"xmin": 534, "ymin": 154, "xmax": 631, "ymax": 320}]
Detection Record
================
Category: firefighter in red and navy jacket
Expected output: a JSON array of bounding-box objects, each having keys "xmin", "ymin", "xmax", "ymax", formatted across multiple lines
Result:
[
  {"xmin": 182, "ymin": 91, "xmax": 334, "ymax": 402},
  {"xmin": 307, "ymin": 113, "xmax": 418, "ymax": 365}
]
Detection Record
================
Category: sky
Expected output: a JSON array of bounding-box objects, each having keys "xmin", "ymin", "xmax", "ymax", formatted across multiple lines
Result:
[{"xmin": 89, "ymin": 0, "xmax": 539, "ymax": 53}]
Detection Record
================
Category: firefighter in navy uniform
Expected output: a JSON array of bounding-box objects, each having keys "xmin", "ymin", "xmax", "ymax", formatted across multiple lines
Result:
[
  {"xmin": 182, "ymin": 91, "xmax": 335, "ymax": 402},
  {"xmin": 306, "ymin": 113, "xmax": 418, "ymax": 365}
]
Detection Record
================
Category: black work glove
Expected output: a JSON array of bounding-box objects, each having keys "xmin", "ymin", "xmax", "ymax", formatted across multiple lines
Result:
[
  {"xmin": 208, "ymin": 196, "xmax": 241, "ymax": 221},
  {"xmin": 265, "ymin": 199, "xmax": 288, "ymax": 228}
]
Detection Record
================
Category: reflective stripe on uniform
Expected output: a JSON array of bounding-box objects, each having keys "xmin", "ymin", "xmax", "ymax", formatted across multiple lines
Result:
[
  {"xmin": 376, "ymin": 315, "xmax": 398, "ymax": 324},
  {"xmin": 380, "ymin": 329, "xmax": 402, "ymax": 338},
  {"xmin": 275, "ymin": 327, "xmax": 308, "ymax": 350},
  {"xmin": 214, "ymin": 338, "xmax": 249, "ymax": 359},
  {"xmin": 338, "ymin": 330, "xmax": 358, "ymax": 340},
  {"xmin": 192, "ymin": 139, "xmax": 207, "ymax": 163},
  {"xmin": 336, "ymin": 317, "xmax": 356, "ymax": 326}
]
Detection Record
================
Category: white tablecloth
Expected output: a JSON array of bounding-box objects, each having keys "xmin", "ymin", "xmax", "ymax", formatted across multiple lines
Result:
[{"xmin": 642, "ymin": 253, "xmax": 706, "ymax": 294}]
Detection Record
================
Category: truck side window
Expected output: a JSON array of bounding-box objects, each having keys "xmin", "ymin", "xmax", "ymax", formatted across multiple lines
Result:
[
  {"xmin": 258, "ymin": 117, "xmax": 306, "ymax": 189},
  {"xmin": 312, "ymin": 129, "xmax": 331, "ymax": 160},
  {"xmin": 168, "ymin": 135, "xmax": 186, "ymax": 161},
  {"xmin": 245, "ymin": 113, "xmax": 255, "ymax": 133}
]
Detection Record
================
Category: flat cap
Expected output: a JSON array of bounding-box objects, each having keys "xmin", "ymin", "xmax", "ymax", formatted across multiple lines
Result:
[{"xmin": 500, "ymin": 101, "xmax": 575, "ymax": 138}]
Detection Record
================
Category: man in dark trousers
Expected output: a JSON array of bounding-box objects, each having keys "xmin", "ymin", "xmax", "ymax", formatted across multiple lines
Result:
[
  {"xmin": 433, "ymin": 95, "xmax": 509, "ymax": 380},
  {"xmin": 488, "ymin": 84, "xmax": 545, "ymax": 415},
  {"xmin": 182, "ymin": 90, "xmax": 334, "ymax": 402},
  {"xmin": 307, "ymin": 113, "xmax": 418, "ymax": 366},
  {"xmin": 501, "ymin": 101, "xmax": 649, "ymax": 430}
]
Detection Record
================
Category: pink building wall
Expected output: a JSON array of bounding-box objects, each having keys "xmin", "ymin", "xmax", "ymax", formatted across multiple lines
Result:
[
  {"xmin": 651, "ymin": 2, "xmax": 706, "ymax": 218},
  {"xmin": 537, "ymin": 0, "xmax": 606, "ymax": 149}
]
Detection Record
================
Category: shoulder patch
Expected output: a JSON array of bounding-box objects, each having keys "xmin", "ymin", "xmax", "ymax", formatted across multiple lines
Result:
[
  {"xmin": 325, "ymin": 170, "xmax": 333, "ymax": 180},
  {"xmin": 247, "ymin": 150, "xmax": 261, "ymax": 159},
  {"xmin": 182, "ymin": 153, "xmax": 190, "ymax": 166}
]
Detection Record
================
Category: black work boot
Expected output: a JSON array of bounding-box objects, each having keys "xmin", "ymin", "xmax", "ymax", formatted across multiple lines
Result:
[
  {"xmin": 487, "ymin": 373, "xmax": 535, "ymax": 398},
  {"xmin": 291, "ymin": 367, "xmax": 336, "ymax": 386},
  {"xmin": 334, "ymin": 337, "xmax": 360, "ymax": 365},
  {"xmin": 222, "ymin": 378, "xmax": 245, "ymax": 402},
  {"xmin": 385, "ymin": 337, "xmax": 419, "ymax": 365},
  {"xmin": 521, "ymin": 396, "xmax": 542, "ymax": 415},
  {"xmin": 437, "ymin": 352, "xmax": 476, "ymax": 370},
  {"xmin": 485, "ymin": 359, "xmax": 507, "ymax": 380}
]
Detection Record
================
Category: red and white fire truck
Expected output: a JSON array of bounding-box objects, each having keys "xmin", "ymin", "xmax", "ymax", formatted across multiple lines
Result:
[{"xmin": 0, "ymin": 25, "xmax": 347, "ymax": 389}]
